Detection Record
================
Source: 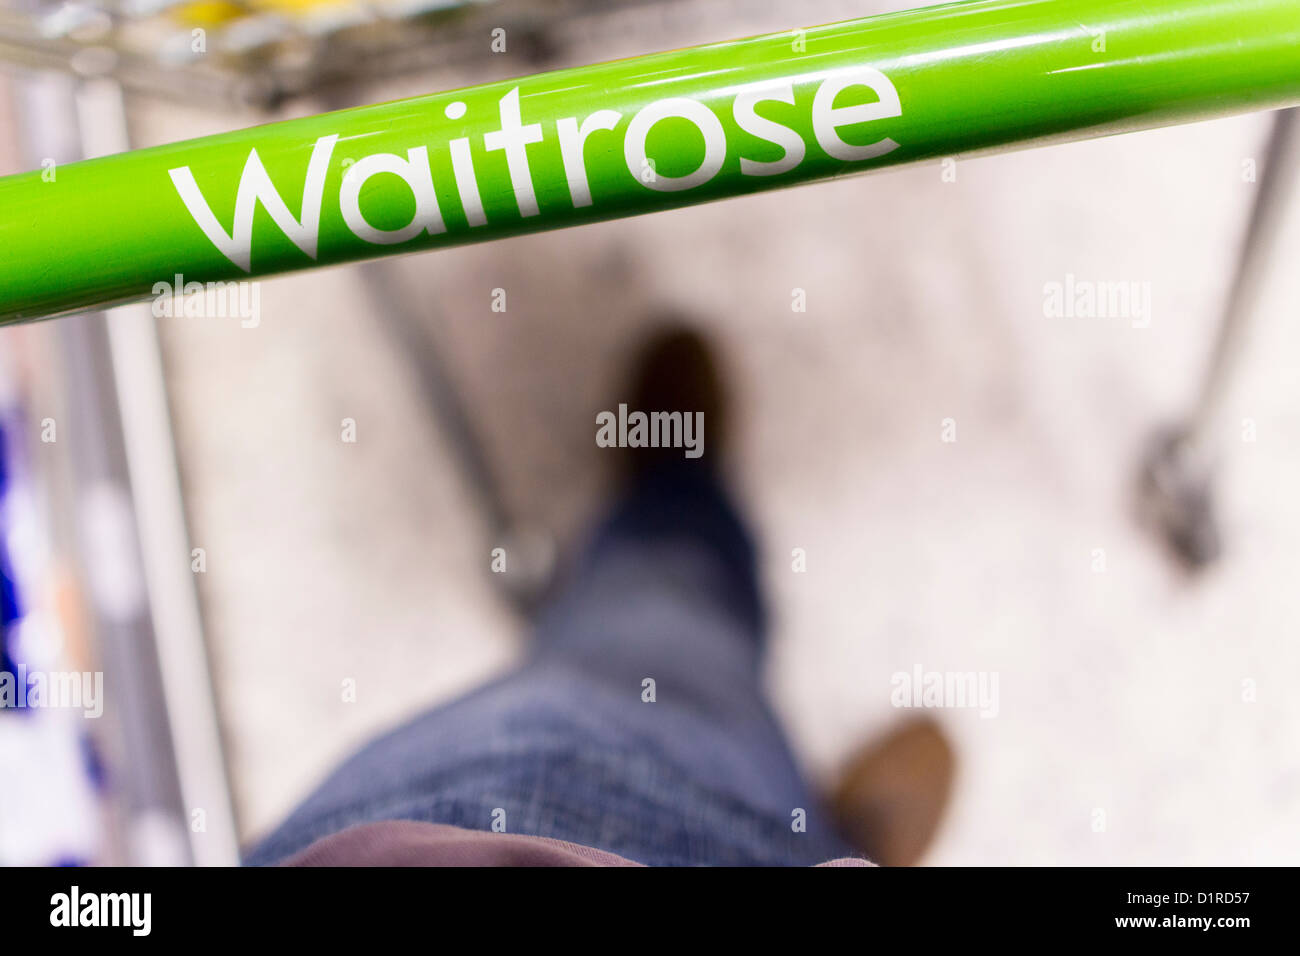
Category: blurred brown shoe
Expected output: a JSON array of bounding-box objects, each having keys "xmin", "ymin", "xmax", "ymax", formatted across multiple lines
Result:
[
  {"xmin": 831, "ymin": 717, "xmax": 956, "ymax": 866},
  {"xmin": 617, "ymin": 320, "xmax": 728, "ymax": 477}
]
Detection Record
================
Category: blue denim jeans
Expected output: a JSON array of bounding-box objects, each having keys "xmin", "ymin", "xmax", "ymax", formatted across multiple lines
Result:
[{"xmin": 246, "ymin": 468, "xmax": 853, "ymax": 865}]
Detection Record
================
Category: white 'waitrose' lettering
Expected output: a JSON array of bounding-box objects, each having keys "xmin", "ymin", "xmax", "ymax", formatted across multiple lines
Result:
[{"xmin": 169, "ymin": 66, "xmax": 902, "ymax": 271}]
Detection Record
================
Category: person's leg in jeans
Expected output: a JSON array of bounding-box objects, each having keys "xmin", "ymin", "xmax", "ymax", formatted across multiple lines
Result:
[{"xmin": 246, "ymin": 328, "xmax": 854, "ymax": 865}]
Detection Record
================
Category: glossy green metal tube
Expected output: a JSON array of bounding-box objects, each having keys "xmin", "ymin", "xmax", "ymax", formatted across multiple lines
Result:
[{"xmin": 3, "ymin": 0, "xmax": 1299, "ymax": 324}]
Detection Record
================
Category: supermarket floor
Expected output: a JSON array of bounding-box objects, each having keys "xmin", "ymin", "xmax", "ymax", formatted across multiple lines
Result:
[{"xmin": 140, "ymin": 1, "xmax": 1300, "ymax": 863}]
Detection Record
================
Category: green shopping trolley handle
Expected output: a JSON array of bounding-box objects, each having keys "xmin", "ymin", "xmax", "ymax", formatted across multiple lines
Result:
[{"xmin": 2, "ymin": 0, "xmax": 1298, "ymax": 325}]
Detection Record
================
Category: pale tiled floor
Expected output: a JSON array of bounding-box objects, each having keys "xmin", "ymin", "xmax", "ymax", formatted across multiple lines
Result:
[{"xmin": 138, "ymin": 1, "xmax": 1300, "ymax": 862}]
